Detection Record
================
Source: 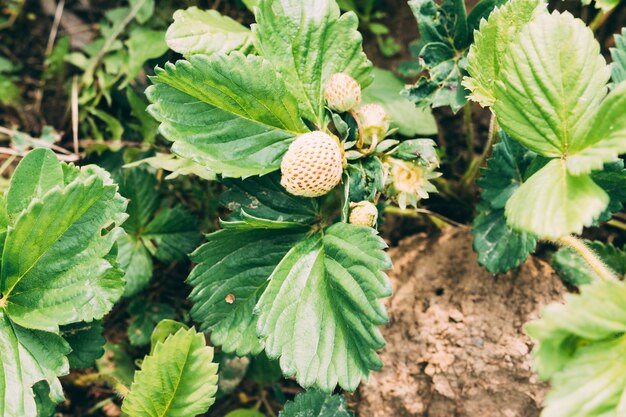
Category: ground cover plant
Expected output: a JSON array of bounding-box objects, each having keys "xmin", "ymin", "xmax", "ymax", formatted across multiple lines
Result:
[{"xmin": 0, "ymin": 0, "xmax": 625, "ymax": 416}]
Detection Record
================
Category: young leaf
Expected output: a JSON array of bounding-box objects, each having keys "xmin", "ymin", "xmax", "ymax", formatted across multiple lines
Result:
[
  {"xmin": 62, "ymin": 321, "xmax": 106, "ymax": 368},
  {"xmin": 257, "ymin": 223, "xmax": 392, "ymax": 392},
  {"xmin": 122, "ymin": 327, "xmax": 218, "ymax": 417},
  {"xmin": 611, "ymin": 28, "xmax": 626, "ymax": 86},
  {"xmin": 0, "ymin": 315, "xmax": 70, "ymax": 417},
  {"xmin": 464, "ymin": 0, "xmax": 546, "ymax": 107},
  {"xmin": 472, "ymin": 132, "xmax": 537, "ymax": 273},
  {"xmin": 505, "ymin": 159, "xmax": 609, "ymax": 239},
  {"xmin": 188, "ymin": 218, "xmax": 308, "ymax": 356},
  {"xmin": 526, "ymin": 280, "xmax": 626, "ymax": 416},
  {"xmin": 166, "ymin": 7, "xmax": 252, "ymax": 57},
  {"xmin": 361, "ymin": 68, "xmax": 437, "ymax": 136},
  {"xmin": 150, "ymin": 320, "xmax": 189, "ymax": 354},
  {"xmin": 147, "ymin": 52, "xmax": 308, "ymax": 177},
  {"xmin": 552, "ymin": 241, "xmax": 626, "ymax": 286},
  {"xmin": 493, "ymin": 12, "xmax": 610, "ymax": 157},
  {"xmin": 127, "ymin": 300, "xmax": 176, "ymax": 347},
  {"xmin": 253, "ymin": 0, "xmax": 372, "ymax": 124},
  {"xmin": 1, "ymin": 162, "xmax": 127, "ymax": 331},
  {"xmin": 279, "ymin": 390, "xmax": 353, "ymax": 417}
]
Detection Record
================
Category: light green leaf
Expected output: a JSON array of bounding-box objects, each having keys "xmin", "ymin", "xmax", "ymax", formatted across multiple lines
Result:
[
  {"xmin": 142, "ymin": 205, "xmax": 200, "ymax": 263},
  {"xmin": 257, "ymin": 223, "xmax": 392, "ymax": 392},
  {"xmin": 1, "ymin": 164, "xmax": 128, "ymax": 331},
  {"xmin": 5, "ymin": 148, "xmax": 63, "ymax": 219},
  {"xmin": 279, "ymin": 390, "xmax": 353, "ymax": 417},
  {"xmin": 118, "ymin": 233, "xmax": 153, "ymax": 297},
  {"xmin": 147, "ymin": 52, "xmax": 308, "ymax": 177},
  {"xmin": 188, "ymin": 219, "xmax": 308, "ymax": 356},
  {"xmin": 62, "ymin": 321, "xmax": 106, "ymax": 369},
  {"xmin": 130, "ymin": 0, "xmax": 154, "ymax": 24},
  {"xmin": 166, "ymin": 7, "xmax": 252, "ymax": 57},
  {"xmin": 505, "ymin": 159, "xmax": 609, "ymax": 238},
  {"xmin": 464, "ymin": 0, "xmax": 546, "ymax": 107},
  {"xmin": 225, "ymin": 410, "xmax": 265, "ymax": 417},
  {"xmin": 126, "ymin": 154, "xmax": 216, "ymax": 181},
  {"xmin": 123, "ymin": 28, "xmax": 168, "ymax": 85},
  {"xmin": 150, "ymin": 320, "xmax": 188, "ymax": 354},
  {"xmin": 122, "ymin": 327, "xmax": 219, "ymax": 417},
  {"xmin": 611, "ymin": 28, "xmax": 626, "ymax": 86},
  {"xmin": 362, "ymin": 68, "xmax": 436, "ymax": 136},
  {"xmin": 493, "ymin": 12, "xmax": 610, "ymax": 157},
  {"xmin": 566, "ymin": 82, "xmax": 626, "ymax": 175},
  {"xmin": 253, "ymin": 0, "xmax": 372, "ymax": 124},
  {"xmin": 552, "ymin": 241, "xmax": 626, "ymax": 286},
  {"xmin": 0, "ymin": 314, "xmax": 70, "ymax": 417}
]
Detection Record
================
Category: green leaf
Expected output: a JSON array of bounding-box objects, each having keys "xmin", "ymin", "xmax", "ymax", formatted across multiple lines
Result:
[
  {"xmin": 62, "ymin": 321, "xmax": 106, "ymax": 368},
  {"xmin": 142, "ymin": 205, "xmax": 200, "ymax": 262},
  {"xmin": 464, "ymin": 0, "xmax": 546, "ymax": 107},
  {"xmin": 126, "ymin": 89, "xmax": 160, "ymax": 143},
  {"xmin": 123, "ymin": 28, "xmax": 168, "ymax": 86},
  {"xmin": 472, "ymin": 132, "xmax": 537, "ymax": 272},
  {"xmin": 96, "ymin": 342, "xmax": 135, "ymax": 387},
  {"xmin": 0, "ymin": 314, "xmax": 70, "ymax": 417},
  {"xmin": 583, "ymin": 0, "xmax": 621, "ymax": 11},
  {"xmin": 552, "ymin": 241, "xmax": 626, "ymax": 286},
  {"xmin": 493, "ymin": 11, "xmax": 610, "ymax": 157},
  {"xmin": 1, "ymin": 162, "xmax": 127, "ymax": 331},
  {"xmin": 118, "ymin": 233, "xmax": 153, "ymax": 296},
  {"xmin": 130, "ymin": 0, "xmax": 154, "ymax": 24},
  {"xmin": 279, "ymin": 390, "xmax": 353, "ymax": 417},
  {"xmin": 122, "ymin": 327, "xmax": 219, "ymax": 417},
  {"xmin": 246, "ymin": 352, "xmax": 282, "ymax": 387},
  {"xmin": 565, "ymin": 82, "xmax": 626, "ymax": 175},
  {"xmin": 225, "ymin": 410, "xmax": 266, "ymax": 417},
  {"xmin": 166, "ymin": 7, "xmax": 252, "ymax": 57},
  {"xmin": 127, "ymin": 300, "xmax": 176, "ymax": 347},
  {"xmin": 126, "ymin": 154, "xmax": 216, "ymax": 181},
  {"xmin": 526, "ymin": 279, "xmax": 626, "ymax": 417},
  {"xmin": 361, "ymin": 68, "xmax": 436, "ymax": 136},
  {"xmin": 253, "ymin": 0, "xmax": 372, "ymax": 124},
  {"xmin": 147, "ymin": 52, "xmax": 308, "ymax": 177},
  {"xmin": 257, "ymin": 223, "xmax": 392, "ymax": 392},
  {"xmin": 591, "ymin": 160, "xmax": 626, "ymax": 222},
  {"xmin": 611, "ymin": 28, "xmax": 626, "ymax": 86},
  {"xmin": 149, "ymin": 320, "xmax": 188, "ymax": 354},
  {"xmin": 118, "ymin": 165, "xmax": 159, "ymax": 235},
  {"xmin": 221, "ymin": 173, "xmax": 318, "ymax": 224},
  {"xmin": 188, "ymin": 218, "xmax": 308, "ymax": 356},
  {"xmin": 5, "ymin": 148, "xmax": 63, "ymax": 219},
  {"xmin": 505, "ymin": 159, "xmax": 609, "ymax": 238}
]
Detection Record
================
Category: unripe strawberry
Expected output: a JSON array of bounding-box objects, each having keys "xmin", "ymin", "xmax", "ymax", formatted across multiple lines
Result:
[
  {"xmin": 355, "ymin": 104, "xmax": 389, "ymax": 144},
  {"xmin": 280, "ymin": 131, "xmax": 344, "ymax": 198},
  {"xmin": 325, "ymin": 73, "xmax": 361, "ymax": 112},
  {"xmin": 349, "ymin": 201, "xmax": 378, "ymax": 227}
]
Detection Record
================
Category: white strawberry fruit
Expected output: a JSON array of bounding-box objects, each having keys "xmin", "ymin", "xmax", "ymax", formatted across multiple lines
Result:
[
  {"xmin": 325, "ymin": 73, "xmax": 361, "ymax": 112},
  {"xmin": 355, "ymin": 104, "xmax": 389, "ymax": 145},
  {"xmin": 280, "ymin": 131, "xmax": 344, "ymax": 198},
  {"xmin": 349, "ymin": 201, "xmax": 378, "ymax": 227}
]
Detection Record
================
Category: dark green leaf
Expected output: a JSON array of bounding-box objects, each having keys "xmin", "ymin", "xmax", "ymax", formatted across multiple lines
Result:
[
  {"xmin": 142, "ymin": 205, "xmax": 201, "ymax": 262},
  {"xmin": 279, "ymin": 390, "xmax": 353, "ymax": 417},
  {"xmin": 62, "ymin": 321, "xmax": 105, "ymax": 368},
  {"xmin": 127, "ymin": 300, "xmax": 176, "ymax": 347},
  {"xmin": 552, "ymin": 240, "xmax": 626, "ymax": 286},
  {"xmin": 591, "ymin": 160, "xmax": 626, "ymax": 223}
]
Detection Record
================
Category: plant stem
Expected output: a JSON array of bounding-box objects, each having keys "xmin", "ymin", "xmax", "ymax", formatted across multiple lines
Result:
[
  {"xmin": 463, "ymin": 102, "xmax": 475, "ymax": 162},
  {"xmin": 607, "ymin": 219, "xmax": 626, "ymax": 231},
  {"xmin": 383, "ymin": 205, "xmax": 467, "ymax": 228},
  {"xmin": 462, "ymin": 114, "xmax": 498, "ymax": 185},
  {"xmin": 555, "ymin": 235, "xmax": 617, "ymax": 282},
  {"xmin": 589, "ymin": 7, "xmax": 615, "ymax": 32}
]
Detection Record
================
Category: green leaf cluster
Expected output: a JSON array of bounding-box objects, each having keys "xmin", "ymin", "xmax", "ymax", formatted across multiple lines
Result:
[
  {"xmin": 0, "ymin": 149, "xmax": 127, "ymax": 417},
  {"xmin": 148, "ymin": 0, "xmax": 372, "ymax": 178},
  {"xmin": 472, "ymin": 131, "xmax": 538, "ymax": 273},
  {"xmin": 187, "ymin": 175, "xmax": 392, "ymax": 392},
  {"xmin": 465, "ymin": 6, "xmax": 626, "ymax": 238},
  {"xmin": 116, "ymin": 166, "xmax": 200, "ymax": 296},
  {"xmin": 400, "ymin": 0, "xmax": 506, "ymax": 112},
  {"xmin": 526, "ymin": 279, "xmax": 626, "ymax": 417},
  {"xmin": 279, "ymin": 389, "xmax": 353, "ymax": 417}
]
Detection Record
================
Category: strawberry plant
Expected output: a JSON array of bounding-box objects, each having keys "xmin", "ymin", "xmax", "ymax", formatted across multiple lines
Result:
[{"xmin": 147, "ymin": 0, "xmax": 440, "ymax": 394}]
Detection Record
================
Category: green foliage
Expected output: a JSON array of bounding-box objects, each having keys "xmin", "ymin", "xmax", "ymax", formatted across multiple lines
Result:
[
  {"xmin": 127, "ymin": 299, "xmax": 176, "ymax": 346},
  {"xmin": 472, "ymin": 132, "xmax": 538, "ymax": 273},
  {"xmin": 62, "ymin": 321, "xmax": 106, "ymax": 369},
  {"xmin": 401, "ymin": 0, "xmax": 506, "ymax": 112},
  {"xmin": 279, "ymin": 390, "xmax": 354, "ymax": 417},
  {"xmin": 552, "ymin": 241, "xmax": 626, "ymax": 286},
  {"xmin": 116, "ymin": 167, "xmax": 200, "ymax": 296},
  {"xmin": 591, "ymin": 160, "xmax": 626, "ymax": 222},
  {"xmin": 611, "ymin": 28, "xmax": 626, "ymax": 86},
  {"xmin": 362, "ymin": 68, "xmax": 437, "ymax": 136},
  {"xmin": 166, "ymin": 7, "xmax": 253, "ymax": 57},
  {"xmin": 466, "ymin": 10, "xmax": 626, "ymax": 238},
  {"xmin": 0, "ymin": 56, "xmax": 21, "ymax": 107},
  {"xmin": 526, "ymin": 280, "xmax": 626, "ymax": 417},
  {"xmin": 225, "ymin": 410, "xmax": 266, "ymax": 417},
  {"xmin": 122, "ymin": 327, "xmax": 219, "ymax": 417},
  {"xmin": 0, "ymin": 149, "xmax": 127, "ymax": 417}
]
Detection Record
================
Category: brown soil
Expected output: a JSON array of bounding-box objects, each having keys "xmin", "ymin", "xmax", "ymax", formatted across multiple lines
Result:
[{"xmin": 355, "ymin": 227, "xmax": 566, "ymax": 417}]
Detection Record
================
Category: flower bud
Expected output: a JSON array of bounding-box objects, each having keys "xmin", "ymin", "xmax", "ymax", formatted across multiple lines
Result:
[
  {"xmin": 325, "ymin": 73, "xmax": 361, "ymax": 112},
  {"xmin": 355, "ymin": 104, "xmax": 389, "ymax": 144},
  {"xmin": 349, "ymin": 201, "xmax": 378, "ymax": 227}
]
